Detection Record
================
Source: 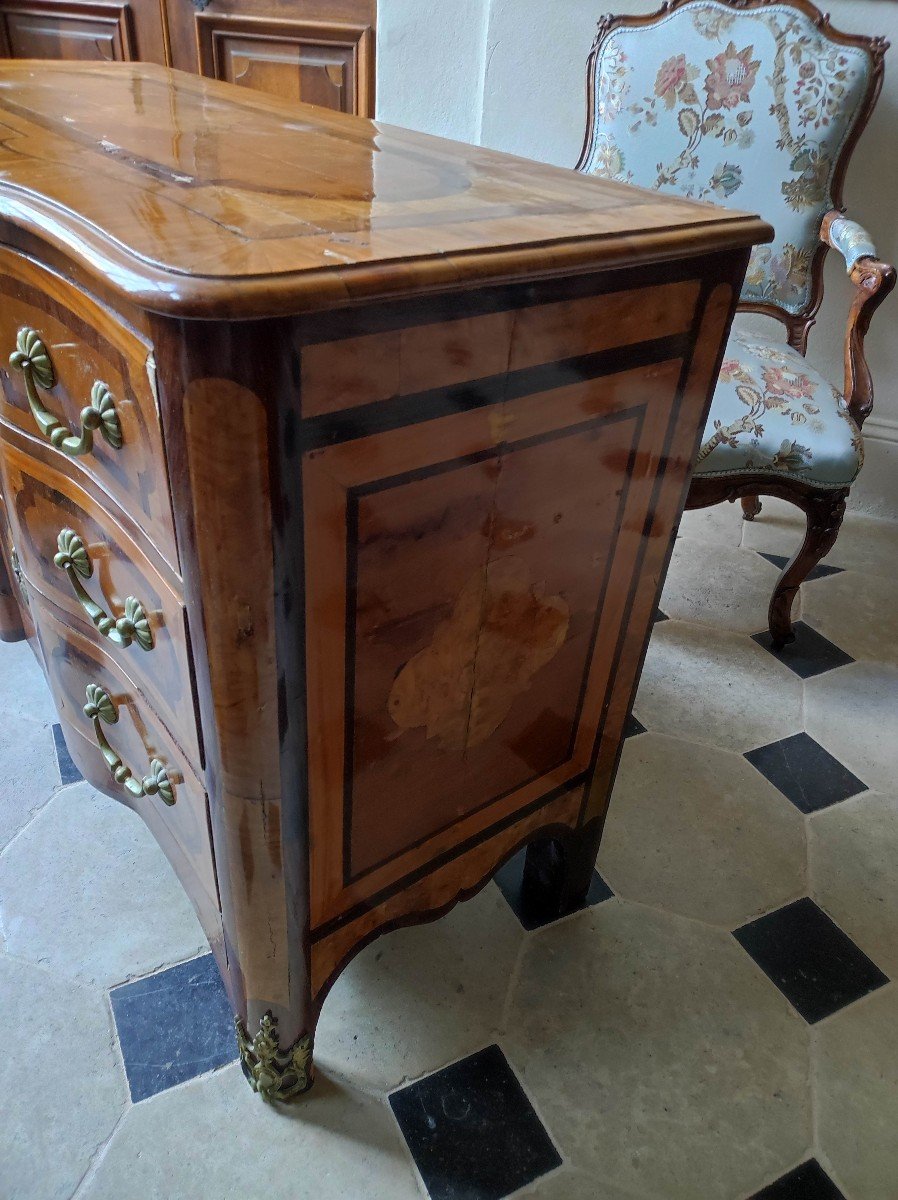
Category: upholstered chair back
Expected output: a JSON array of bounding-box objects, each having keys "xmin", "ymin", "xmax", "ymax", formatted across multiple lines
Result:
[{"xmin": 578, "ymin": 0, "xmax": 883, "ymax": 324}]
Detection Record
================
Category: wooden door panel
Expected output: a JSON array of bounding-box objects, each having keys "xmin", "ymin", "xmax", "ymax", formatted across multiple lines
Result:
[
  {"xmin": 195, "ymin": 13, "xmax": 372, "ymax": 113},
  {"xmin": 0, "ymin": 0, "xmax": 134, "ymax": 60}
]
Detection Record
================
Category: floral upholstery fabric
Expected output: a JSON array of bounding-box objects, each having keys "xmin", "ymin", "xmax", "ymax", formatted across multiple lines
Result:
[
  {"xmin": 581, "ymin": 1, "xmax": 873, "ymax": 314},
  {"xmin": 696, "ymin": 328, "xmax": 862, "ymax": 486}
]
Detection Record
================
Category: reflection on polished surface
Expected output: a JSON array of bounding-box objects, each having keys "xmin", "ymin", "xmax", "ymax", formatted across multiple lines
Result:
[{"xmin": 0, "ymin": 61, "xmax": 767, "ymax": 315}]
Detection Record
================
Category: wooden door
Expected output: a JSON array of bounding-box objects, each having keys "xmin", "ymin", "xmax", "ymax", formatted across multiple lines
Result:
[
  {"xmin": 0, "ymin": 0, "xmax": 166, "ymax": 64},
  {"xmin": 165, "ymin": 0, "xmax": 375, "ymax": 115}
]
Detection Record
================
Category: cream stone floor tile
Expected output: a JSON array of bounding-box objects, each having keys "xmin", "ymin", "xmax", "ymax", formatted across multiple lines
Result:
[
  {"xmin": 77, "ymin": 1063, "xmax": 420, "ymax": 1200},
  {"xmin": 633, "ymin": 621, "xmax": 803, "ymax": 753},
  {"xmin": 809, "ymin": 791, "xmax": 898, "ymax": 979},
  {"xmin": 504, "ymin": 900, "xmax": 811, "ymax": 1200},
  {"xmin": 659, "ymin": 539, "xmax": 784, "ymax": 634},
  {"xmin": 0, "ymin": 710, "xmax": 60, "ymax": 849},
  {"xmin": 0, "ymin": 781, "xmax": 207, "ymax": 987},
  {"xmin": 316, "ymin": 884, "xmax": 523, "ymax": 1092},
  {"xmin": 805, "ymin": 662, "xmax": 898, "ymax": 793},
  {"xmin": 676, "ymin": 502, "xmax": 745, "ymax": 549},
  {"xmin": 0, "ymin": 635, "xmax": 58, "ymax": 725},
  {"xmin": 0, "ymin": 955, "xmax": 126, "ymax": 1200},
  {"xmin": 739, "ymin": 495, "xmax": 809, "ymax": 559},
  {"xmin": 803, "ymin": 569, "xmax": 898, "ymax": 667},
  {"xmin": 599, "ymin": 733, "xmax": 805, "ymax": 927},
  {"xmin": 815, "ymin": 985, "xmax": 898, "ymax": 1200}
]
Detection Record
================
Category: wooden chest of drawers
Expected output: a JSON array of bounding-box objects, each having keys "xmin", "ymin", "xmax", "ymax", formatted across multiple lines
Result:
[{"xmin": 0, "ymin": 61, "xmax": 770, "ymax": 1101}]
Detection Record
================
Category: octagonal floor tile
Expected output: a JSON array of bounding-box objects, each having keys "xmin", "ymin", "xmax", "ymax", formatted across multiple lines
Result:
[
  {"xmin": 78, "ymin": 1063, "xmax": 420, "ymax": 1200},
  {"xmin": 599, "ymin": 734, "xmax": 806, "ymax": 927},
  {"xmin": 802, "ymin": 569, "xmax": 898, "ymax": 668},
  {"xmin": 805, "ymin": 662, "xmax": 898, "ymax": 794},
  {"xmin": 0, "ymin": 955, "xmax": 126, "ymax": 1200},
  {"xmin": 659, "ymin": 540, "xmax": 783, "ymax": 634},
  {"xmin": 815, "ymin": 985, "xmax": 898, "ymax": 1199},
  {"xmin": 634, "ymin": 621, "xmax": 803, "ymax": 753},
  {"xmin": 677, "ymin": 502, "xmax": 744, "ymax": 549},
  {"xmin": 0, "ymin": 711, "xmax": 59, "ymax": 850},
  {"xmin": 504, "ymin": 900, "xmax": 811, "ymax": 1200},
  {"xmin": 810, "ymin": 791, "xmax": 898, "ymax": 979},
  {"xmin": 0, "ymin": 781, "xmax": 208, "ymax": 987},
  {"xmin": 316, "ymin": 884, "xmax": 524, "ymax": 1092}
]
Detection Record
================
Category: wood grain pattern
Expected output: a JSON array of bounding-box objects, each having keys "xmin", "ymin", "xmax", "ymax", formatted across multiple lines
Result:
[
  {"xmin": 0, "ymin": 434, "xmax": 201, "ymax": 765},
  {"xmin": 0, "ymin": 489, "xmax": 26, "ymax": 642},
  {"xmin": 0, "ymin": 249, "xmax": 179, "ymax": 570},
  {"xmin": 32, "ymin": 598, "xmax": 220, "ymax": 919},
  {"xmin": 0, "ymin": 62, "xmax": 770, "ymax": 318}
]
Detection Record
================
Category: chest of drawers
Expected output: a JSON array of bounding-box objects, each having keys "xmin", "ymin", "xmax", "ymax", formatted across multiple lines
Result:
[{"xmin": 0, "ymin": 61, "xmax": 770, "ymax": 1102}]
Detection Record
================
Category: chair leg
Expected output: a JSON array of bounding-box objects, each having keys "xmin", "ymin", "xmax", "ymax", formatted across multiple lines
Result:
[
  {"xmin": 768, "ymin": 489, "xmax": 848, "ymax": 649},
  {"xmin": 741, "ymin": 495, "xmax": 762, "ymax": 521}
]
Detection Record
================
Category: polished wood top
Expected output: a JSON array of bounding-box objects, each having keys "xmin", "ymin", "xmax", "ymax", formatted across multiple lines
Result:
[{"xmin": 0, "ymin": 62, "xmax": 771, "ymax": 317}]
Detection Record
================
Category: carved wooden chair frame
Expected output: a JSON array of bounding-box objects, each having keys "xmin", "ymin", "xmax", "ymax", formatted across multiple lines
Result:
[{"xmin": 579, "ymin": 0, "xmax": 896, "ymax": 646}]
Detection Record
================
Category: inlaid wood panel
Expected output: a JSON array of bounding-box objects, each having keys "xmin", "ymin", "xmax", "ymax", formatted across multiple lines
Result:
[
  {"xmin": 303, "ymin": 279, "xmax": 701, "ymax": 929},
  {"xmin": 0, "ymin": 437, "xmax": 201, "ymax": 766},
  {"xmin": 195, "ymin": 13, "xmax": 372, "ymax": 114},
  {"xmin": 0, "ymin": 250, "xmax": 179, "ymax": 571},
  {"xmin": 32, "ymin": 598, "xmax": 220, "ymax": 921},
  {"xmin": 0, "ymin": 63, "xmax": 767, "ymax": 318}
]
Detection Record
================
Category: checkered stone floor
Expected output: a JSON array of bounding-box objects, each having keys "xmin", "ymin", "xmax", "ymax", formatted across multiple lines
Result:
[{"xmin": 2, "ymin": 496, "xmax": 897, "ymax": 1200}]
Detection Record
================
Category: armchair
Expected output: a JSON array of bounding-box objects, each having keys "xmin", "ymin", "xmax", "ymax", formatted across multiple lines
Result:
[{"xmin": 579, "ymin": 0, "xmax": 895, "ymax": 646}]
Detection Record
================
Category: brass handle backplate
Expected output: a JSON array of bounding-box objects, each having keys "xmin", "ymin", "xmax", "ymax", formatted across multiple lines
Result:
[
  {"xmin": 9, "ymin": 328, "xmax": 122, "ymax": 457},
  {"xmin": 54, "ymin": 529, "xmax": 153, "ymax": 650},
  {"xmin": 83, "ymin": 684, "xmax": 175, "ymax": 804}
]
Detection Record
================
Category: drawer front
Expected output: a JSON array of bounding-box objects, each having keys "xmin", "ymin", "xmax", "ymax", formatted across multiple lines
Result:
[
  {"xmin": 0, "ymin": 249, "xmax": 179, "ymax": 570},
  {"xmin": 0, "ymin": 439, "xmax": 202, "ymax": 766},
  {"xmin": 0, "ymin": 488, "xmax": 29, "ymax": 643},
  {"xmin": 32, "ymin": 600, "xmax": 218, "ymax": 911}
]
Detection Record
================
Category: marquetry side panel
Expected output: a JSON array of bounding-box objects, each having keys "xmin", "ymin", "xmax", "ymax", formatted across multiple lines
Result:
[{"xmin": 300, "ymin": 277, "xmax": 705, "ymax": 939}]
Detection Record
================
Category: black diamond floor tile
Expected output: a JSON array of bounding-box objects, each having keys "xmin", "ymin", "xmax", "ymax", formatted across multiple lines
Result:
[
  {"xmin": 654, "ymin": 607, "xmax": 669, "ymax": 623},
  {"xmin": 744, "ymin": 732, "xmax": 866, "ymax": 814},
  {"xmin": 389, "ymin": 1044, "xmax": 561, "ymax": 1200},
  {"xmin": 625, "ymin": 713, "xmax": 646, "ymax": 738},
  {"xmin": 110, "ymin": 953, "xmax": 235, "ymax": 1102},
  {"xmin": 751, "ymin": 621, "xmax": 854, "ymax": 679},
  {"xmin": 733, "ymin": 897, "xmax": 888, "ymax": 1024},
  {"xmin": 52, "ymin": 722, "xmax": 83, "ymax": 785},
  {"xmin": 749, "ymin": 1158, "xmax": 845, "ymax": 1199},
  {"xmin": 757, "ymin": 552, "xmax": 844, "ymax": 582},
  {"xmin": 494, "ymin": 847, "xmax": 613, "ymax": 931}
]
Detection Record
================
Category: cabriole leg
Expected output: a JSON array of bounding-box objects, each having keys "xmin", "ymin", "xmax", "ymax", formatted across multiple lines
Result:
[
  {"xmin": 768, "ymin": 489, "xmax": 848, "ymax": 649},
  {"xmin": 740, "ymin": 495, "xmax": 762, "ymax": 521}
]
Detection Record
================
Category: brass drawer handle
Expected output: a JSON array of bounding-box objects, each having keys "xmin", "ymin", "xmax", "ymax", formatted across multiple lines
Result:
[
  {"xmin": 54, "ymin": 529, "xmax": 154, "ymax": 650},
  {"xmin": 9, "ymin": 328, "xmax": 123, "ymax": 456},
  {"xmin": 83, "ymin": 684, "xmax": 175, "ymax": 804}
]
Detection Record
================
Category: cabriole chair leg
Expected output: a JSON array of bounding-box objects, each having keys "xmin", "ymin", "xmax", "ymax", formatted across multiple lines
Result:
[{"xmin": 767, "ymin": 488, "xmax": 848, "ymax": 649}]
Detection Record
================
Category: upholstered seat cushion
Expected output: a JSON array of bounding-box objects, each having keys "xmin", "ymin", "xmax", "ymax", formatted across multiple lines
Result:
[{"xmin": 695, "ymin": 329, "xmax": 863, "ymax": 487}]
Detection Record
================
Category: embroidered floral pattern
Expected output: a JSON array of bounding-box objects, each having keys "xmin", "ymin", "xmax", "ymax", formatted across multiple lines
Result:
[
  {"xmin": 583, "ymin": 1, "xmax": 873, "ymax": 314},
  {"xmin": 695, "ymin": 330, "xmax": 863, "ymax": 486}
]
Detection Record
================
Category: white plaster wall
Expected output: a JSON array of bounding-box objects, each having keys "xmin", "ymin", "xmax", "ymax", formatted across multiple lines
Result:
[{"xmin": 377, "ymin": 0, "xmax": 898, "ymax": 515}]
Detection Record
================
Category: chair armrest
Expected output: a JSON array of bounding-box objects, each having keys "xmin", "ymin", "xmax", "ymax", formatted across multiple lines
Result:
[{"xmin": 820, "ymin": 210, "xmax": 896, "ymax": 427}]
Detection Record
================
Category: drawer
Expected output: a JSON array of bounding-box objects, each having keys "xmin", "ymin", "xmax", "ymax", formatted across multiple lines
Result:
[
  {"xmin": 0, "ymin": 248, "xmax": 179, "ymax": 571},
  {"xmin": 0, "ymin": 488, "xmax": 30, "ymax": 643},
  {"xmin": 0, "ymin": 439, "xmax": 202, "ymax": 767},
  {"xmin": 32, "ymin": 600, "xmax": 219, "ymax": 913}
]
